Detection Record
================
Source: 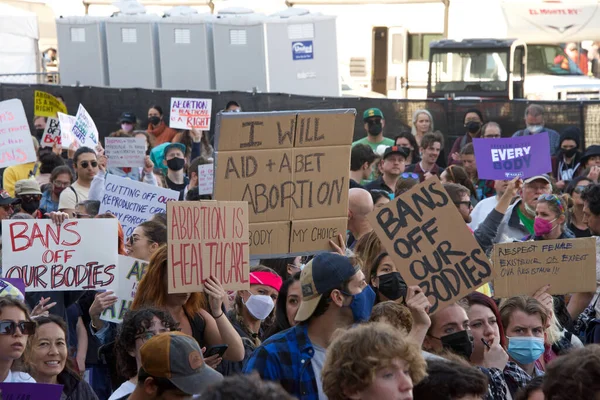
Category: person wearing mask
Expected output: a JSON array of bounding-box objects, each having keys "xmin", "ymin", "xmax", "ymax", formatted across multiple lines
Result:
[
  {"xmin": 529, "ymin": 193, "xmax": 574, "ymax": 241},
  {"xmin": 513, "ymin": 105, "xmax": 561, "ymax": 155},
  {"xmin": 120, "ymin": 332, "xmax": 223, "ymax": 400},
  {"xmin": 111, "ymin": 308, "xmax": 179, "ymax": 400},
  {"xmin": 565, "ymin": 177, "xmax": 592, "ymax": 237},
  {"xmin": 347, "ymin": 188, "xmax": 374, "ymax": 248},
  {"xmin": 58, "ymin": 147, "xmax": 99, "ymax": 217},
  {"xmin": 131, "ymin": 246, "xmax": 245, "ymax": 367},
  {"xmin": 264, "ymin": 273, "xmax": 302, "ymax": 340},
  {"xmin": 350, "ymin": 143, "xmax": 378, "ymax": 188},
  {"xmin": 224, "ymin": 101, "xmax": 241, "ymax": 112},
  {"xmin": 481, "ymin": 121, "xmax": 502, "ymax": 138},
  {"xmin": 146, "ymin": 105, "xmax": 178, "ymax": 147},
  {"xmin": 0, "ymin": 297, "xmax": 36, "ymax": 383},
  {"xmin": 243, "ymin": 253, "xmax": 374, "ymax": 400},
  {"xmin": 219, "ymin": 267, "xmax": 282, "ymax": 376},
  {"xmin": 411, "ymin": 109, "xmax": 434, "ymax": 148},
  {"xmin": 413, "ymin": 359, "xmax": 489, "ymax": 400},
  {"xmin": 551, "ymin": 127, "xmax": 583, "ymax": 190},
  {"xmin": 405, "ymin": 131, "xmax": 445, "ymax": 181},
  {"xmin": 120, "ymin": 112, "xmax": 137, "ymax": 134},
  {"xmin": 495, "ymin": 175, "xmax": 553, "ymax": 243},
  {"xmin": 25, "ymin": 315, "xmax": 97, "ymax": 400},
  {"xmin": 162, "ymin": 143, "xmax": 188, "ymax": 200},
  {"xmin": 365, "ymin": 146, "xmax": 407, "ymax": 195},
  {"xmin": 353, "ymin": 108, "xmax": 394, "ymax": 181},
  {"xmin": 3, "ymin": 136, "xmax": 40, "ymax": 197},
  {"xmin": 14, "ymin": 179, "xmax": 43, "ymax": 218},
  {"xmin": 394, "ymin": 131, "xmax": 421, "ymax": 165},
  {"xmin": 469, "ymin": 179, "xmax": 509, "ymax": 231},
  {"xmin": 449, "ymin": 109, "xmax": 484, "ymax": 165},
  {"xmin": 322, "ymin": 323, "xmax": 427, "ymax": 400},
  {"xmin": 33, "ymin": 116, "xmax": 47, "ymax": 142}
]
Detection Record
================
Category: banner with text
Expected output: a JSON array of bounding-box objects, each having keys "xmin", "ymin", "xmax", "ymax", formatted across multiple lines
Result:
[
  {"xmin": 2, "ymin": 219, "xmax": 118, "ymax": 292},
  {"xmin": 367, "ymin": 178, "xmax": 494, "ymax": 314},
  {"xmin": 105, "ymin": 137, "xmax": 146, "ymax": 168},
  {"xmin": 99, "ymin": 174, "xmax": 179, "ymax": 237},
  {"xmin": 170, "ymin": 97, "xmax": 212, "ymax": 130},
  {"xmin": 492, "ymin": 237, "xmax": 596, "ymax": 297},
  {"xmin": 167, "ymin": 201, "xmax": 250, "ymax": 293},
  {"xmin": 198, "ymin": 163, "xmax": 214, "ymax": 195},
  {"xmin": 34, "ymin": 90, "xmax": 67, "ymax": 117},
  {"xmin": 473, "ymin": 133, "xmax": 551, "ymax": 180},
  {"xmin": 101, "ymin": 255, "xmax": 148, "ymax": 324},
  {"xmin": 57, "ymin": 112, "xmax": 77, "ymax": 149},
  {"xmin": 0, "ymin": 99, "xmax": 37, "ymax": 169},
  {"xmin": 213, "ymin": 109, "xmax": 355, "ymax": 257},
  {"xmin": 72, "ymin": 104, "xmax": 100, "ymax": 150}
]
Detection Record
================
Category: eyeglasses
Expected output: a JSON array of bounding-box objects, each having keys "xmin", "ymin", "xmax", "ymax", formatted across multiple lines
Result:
[
  {"xmin": 53, "ymin": 181, "xmax": 70, "ymax": 188},
  {"xmin": 19, "ymin": 195, "xmax": 41, "ymax": 203},
  {"xmin": 455, "ymin": 201, "xmax": 472, "ymax": 208},
  {"xmin": 79, "ymin": 161, "xmax": 98, "ymax": 169},
  {"xmin": 538, "ymin": 194, "xmax": 565, "ymax": 214},
  {"xmin": 0, "ymin": 320, "xmax": 36, "ymax": 335},
  {"xmin": 401, "ymin": 172, "xmax": 420, "ymax": 180},
  {"xmin": 574, "ymin": 186, "xmax": 588, "ymax": 194}
]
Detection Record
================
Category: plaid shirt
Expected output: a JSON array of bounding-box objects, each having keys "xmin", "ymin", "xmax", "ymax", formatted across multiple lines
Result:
[
  {"xmin": 243, "ymin": 323, "xmax": 319, "ymax": 400},
  {"xmin": 504, "ymin": 361, "xmax": 545, "ymax": 397}
]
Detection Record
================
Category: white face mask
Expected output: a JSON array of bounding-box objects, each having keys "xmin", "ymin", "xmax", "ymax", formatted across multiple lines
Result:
[
  {"xmin": 527, "ymin": 125, "xmax": 544, "ymax": 134},
  {"xmin": 244, "ymin": 293, "xmax": 274, "ymax": 320}
]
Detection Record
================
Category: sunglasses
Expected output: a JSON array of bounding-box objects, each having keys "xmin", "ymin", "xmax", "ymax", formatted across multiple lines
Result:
[
  {"xmin": 574, "ymin": 185, "xmax": 588, "ymax": 194},
  {"xmin": 455, "ymin": 201, "xmax": 472, "ymax": 208},
  {"xmin": 79, "ymin": 161, "xmax": 98, "ymax": 169},
  {"xmin": 0, "ymin": 320, "xmax": 36, "ymax": 336},
  {"xmin": 401, "ymin": 172, "xmax": 420, "ymax": 180},
  {"xmin": 366, "ymin": 118, "xmax": 382, "ymax": 126},
  {"xmin": 20, "ymin": 195, "xmax": 41, "ymax": 203},
  {"xmin": 538, "ymin": 194, "xmax": 565, "ymax": 214}
]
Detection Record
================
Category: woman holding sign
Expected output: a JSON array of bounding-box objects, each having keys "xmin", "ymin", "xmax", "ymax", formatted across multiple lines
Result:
[{"xmin": 131, "ymin": 246, "xmax": 245, "ymax": 368}]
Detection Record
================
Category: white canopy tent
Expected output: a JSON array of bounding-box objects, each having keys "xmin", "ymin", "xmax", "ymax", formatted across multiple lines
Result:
[{"xmin": 0, "ymin": 3, "xmax": 40, "ymax": 83}]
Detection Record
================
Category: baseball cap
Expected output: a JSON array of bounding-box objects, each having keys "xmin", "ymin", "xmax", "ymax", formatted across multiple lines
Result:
[
  {"xmin": 0, "ymin": 190, "xmax": 20, "ymax": 206},
  {"xmin": 140, "ymin": 331, "xmax": 223, "ymax": 395},
  {"xmin": 383, "ymin": 146, "xmax": 409, "ymax": 160},
  {"xmin": 14, "ymin": 179, "xmax": 42, "ymax": 196},
  {"xmin": 0, "ymin": 280, "xmax": 24, "ymax": 302},
  {"xmin": 363, "ymin": 108, "xmax": 384, "ymax": 121},
  {"xmin": 524, "ymin": 174, "xmax": 551, "ymax": 185},
  {"xmin": 295, "ymin": 253, "xmax": 358, "ymax": 322},
  {"xmin": 163, "ymin": 143, "xmax": 187, "ymax": 160},
  {"xmin": 120, "ymin": 112, "xmax": 137, "ymax": 124}
]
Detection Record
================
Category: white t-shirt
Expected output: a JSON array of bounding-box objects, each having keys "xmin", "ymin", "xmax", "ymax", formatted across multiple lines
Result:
[
  {"xmin": 3, "ymin": 370, "xmax": 35, "ymax": 383},
  {"xmin": 58, "ymin": 181, "xmax": 90, "ymax": 210},
  {"xmin": 468, "ymin": 195, "xmax": 499, "ymax": 231},
  {"xmin": 311, "ymin": 343, "xmax": 328, "ymax": 400},
  {"xmin": 109, "ymin": 380, "xmax": 136, "ymax": 400}
]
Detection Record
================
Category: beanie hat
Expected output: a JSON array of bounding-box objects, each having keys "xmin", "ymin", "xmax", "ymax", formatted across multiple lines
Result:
[{"xmin": 559, "ymin": 127, "xmax": 581, "ymax": 148}]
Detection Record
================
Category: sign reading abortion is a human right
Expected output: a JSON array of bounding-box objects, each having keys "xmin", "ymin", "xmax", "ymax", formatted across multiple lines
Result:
[{"xmin": 473, "ymin": 133, "xmax": 551, "ymax": 180}]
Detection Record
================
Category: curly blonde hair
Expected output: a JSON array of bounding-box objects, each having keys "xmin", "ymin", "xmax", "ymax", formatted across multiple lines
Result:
[{"xmin": 322, "ymin": 323, "xmax": 427, "ymax": 400}]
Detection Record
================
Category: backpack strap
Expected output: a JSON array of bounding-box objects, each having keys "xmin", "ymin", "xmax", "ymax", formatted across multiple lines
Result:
[{"xmin": 69, "ymin": 186, "xmax": 79, "ymax": 205}]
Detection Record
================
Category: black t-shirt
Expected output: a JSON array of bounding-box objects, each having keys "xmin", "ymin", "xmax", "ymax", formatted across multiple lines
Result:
[
  {"xmin": 166, "ymin": 176, "xmax": 189, "ymax": 200},
  {"xmin": 569, "ymin": 222, "xmax": 591, "ymax": 238},
  {"xmin": 349, "ymin": 179, "xmax": 364, "ymax": 189}
]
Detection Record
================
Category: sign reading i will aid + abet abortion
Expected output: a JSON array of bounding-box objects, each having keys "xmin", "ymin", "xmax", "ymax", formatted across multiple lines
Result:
[
  {"xmin": 0, "ymin": 99, "xmax": 38, "ymax": 169},
  {"xmin": 213, "ymin": 109, "xmax": 356, "ymax": 258},
  {"xmin": 367, "ymin": 178, "xmax": 494, "ymax": 314},
  {"xmin": 170, "ymin": 98, "xmax": 212, "ymax": 130}
]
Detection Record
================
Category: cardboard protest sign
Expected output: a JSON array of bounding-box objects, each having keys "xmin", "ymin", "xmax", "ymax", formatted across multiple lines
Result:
[
  {"xmin": 198, "ymin": 163, "xmax": 214, "ymax": 195},
  {"xmin": 473, "ymin": 133, "xmax": 551, "ymax": 180},
  {"xmin": 40, "ymin": 117, "xmax": 61, "ymax": 148},
  {"xmin": 492, "ymin": 237, "xmax": 596, "ymax": 297},
  {"xmin": 367, "ymin": 178, "xmax": 494, "ymax": 314},
  {"xmin": 0, "ymin": 382, "xmax": 63, "ymax": 400},
  {"xmin": 72, "ymin": 104, "xmax": 100, "ymax": 150},
  {"xmin": 57, "ymin": 112, "xmax": 77, "ymax": 148},
  {"xmin": 167, "ymin": 201, "xmax": 250, "ymax": 293},
  {"xmin": 101, "ymin": 255, "xmax": 148, "ymax": 323},
  {"xmin": 2, "ymin": 219, "xmax": 118, "ymax": 292},
  {"xmin": 170, "ymin": 97, "xmax": 212, "ymax": 130},
  {"xmin": 34, "ymin": 90, "xmax": 67, "ymax": 117},
  {"xmin": 213, "ymin": 109, "xmax": 355, "ymax": 257},
  {"xmin": 105, "ymin": 137, "xmax": 146, "ymax": 168},
  {"xmin": 99, "ymin": 174, "xmax": 179, "ymax": 237},
  {"xmin": 0, "ymin": 99, "xmax": 37, "ymax": 168}
]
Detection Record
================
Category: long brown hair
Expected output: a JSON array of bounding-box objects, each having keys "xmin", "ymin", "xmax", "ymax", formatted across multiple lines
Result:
[{"xmin": 131, "ymin": 245, "xmax": 207, "ymax": 315}]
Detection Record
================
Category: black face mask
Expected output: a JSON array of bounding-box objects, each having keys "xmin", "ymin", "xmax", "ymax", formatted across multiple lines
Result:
[
  {"xmin": 21, "ymin": 201, "xmax": 40, "ymax": 215},
  {"xmin": 377, "ymin": 272, "xmax": 407, "ymax": 301},
  {"xmin": 367, "ymin": 121, "xmax": 383, "ymax": 136},
  {"xmin": 35, "ymin": 128, "xmax": 45, "ymax": 140},
  {"xmin": 563, "ymin": 147, "xmax": 578, "ymax": 158},
  {"xmin": 465, "ymin": 121, "xmax": 481, "ymax": 134},
  {"xmin": 148, "ymin": 116, "xmax": 161, "ymax": 126},
  {"xmin": 167, "ymin": 157, "xmax": 185, "ymax": 171},
  {"xmin": 440, "ymin": 330, "xmax": 474, "ymax": 360}
]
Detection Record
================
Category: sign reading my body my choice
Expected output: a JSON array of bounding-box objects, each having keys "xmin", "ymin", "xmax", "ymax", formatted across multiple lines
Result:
[{"xmin": 473, "ymin": 133, "xmax": 551, "ymax": 180}]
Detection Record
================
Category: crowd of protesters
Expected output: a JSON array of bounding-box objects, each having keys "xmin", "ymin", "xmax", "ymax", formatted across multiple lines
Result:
[{"xmin": 2, "ymin": 97, "xmax": 600, "ymax": 400}]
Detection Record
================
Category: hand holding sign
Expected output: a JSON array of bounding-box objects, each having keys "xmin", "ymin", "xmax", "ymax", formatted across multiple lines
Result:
[
  {"xmin": 204, "ymin": 277, "xmax": 227, "ymax": 317},
  {"xmin": 532, "ymin": 284, "xmax": 554, "ymax": 326}
]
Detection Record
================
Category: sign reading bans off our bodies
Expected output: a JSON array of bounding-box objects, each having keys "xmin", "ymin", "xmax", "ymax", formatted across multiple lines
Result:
[
  {"xmin": 368, "ymin": 178, "xmax": 493, "ymax": 314},
  {"xmin": 492, "ymin": 237, "xmax": 597, "ymax": 297},
  {"xmin": 213, "ymin": 109, "xmax": 355, "ymax": 257},
  {"xmin": 167, "ymin": 201, "xmax": 250, "ymax": 294}
]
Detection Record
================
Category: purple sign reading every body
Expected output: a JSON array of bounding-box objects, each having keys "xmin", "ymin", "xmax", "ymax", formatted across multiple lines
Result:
[
  {"xmin": 473, "ymin": 133, "xmax": 551, "ymax": 180},
  {"xmin": 0, "ymin": 382, "xmax": 63, "ymax": 400}
]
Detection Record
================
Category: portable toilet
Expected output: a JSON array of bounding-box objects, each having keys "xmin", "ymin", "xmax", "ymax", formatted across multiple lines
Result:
[
  {"xmin": 158, "ymin": 7, "xmax": 216, "ymax": 90},
  {"xmin": 212, "ymin": 8, "xmax": 269, "ymax": 92},
  {"xmin": 105, "ymin": 13, "xmax": 161, "ymax": 89},
  {"xmin": 56, "ymin": 16, "xmax": 109, "ymax": 86},
  {"xmin": 266, "ymin": 9, "xmax": 340, "ymax": 97}
]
